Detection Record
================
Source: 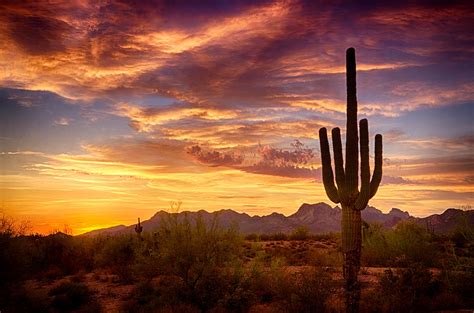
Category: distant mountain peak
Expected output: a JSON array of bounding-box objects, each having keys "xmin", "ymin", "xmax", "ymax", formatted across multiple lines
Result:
[
  {"xmin": 80, "ymin": 203, "xmax": 471, "ymax": 237},
  {"xmin": 268, "ymin": 212, "xmax": 285, "ymax": 218},
  {"xmin": 295, "ymin": 202, "xmax": 333, "ymax": 214},
  {"xmin": 389, "ymin": 208, "xmax": 410, "ymax": 219}
]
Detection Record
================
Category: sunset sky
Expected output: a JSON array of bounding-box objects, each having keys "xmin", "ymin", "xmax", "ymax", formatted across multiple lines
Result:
[{"xmin": 1, "ymin": 0, "xmax": 473, "ymax": 234}]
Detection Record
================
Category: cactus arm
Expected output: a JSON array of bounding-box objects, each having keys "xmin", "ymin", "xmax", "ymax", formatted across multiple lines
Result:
[
  {"xmin": 331, "ymin": 127, "xmax": 346, "ymax": 201},
  {"xmin": 319, "ymin": 127, "xmax": 341, "ymax": 203},
  {"xmin": 345, "ymin": 48, "xmax": 359, "ymax": 194},
  {"xmin": 369, "ymin": 134, "xmax": 383, "ymax": 199},
  {"xmin": 355, "ymin": 119, "xmax": 370, "ymax": 210}
]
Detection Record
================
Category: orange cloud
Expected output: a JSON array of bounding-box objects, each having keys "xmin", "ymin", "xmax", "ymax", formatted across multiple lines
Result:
[{"xmin": 1, "ymin": 1, "xmax": 473, "ymax": 234}]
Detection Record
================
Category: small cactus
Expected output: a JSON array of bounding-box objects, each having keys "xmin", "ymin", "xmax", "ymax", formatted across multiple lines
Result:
[
  {"xmin": 319, "ymin": 48, "xmax": 383, "ymax": 313},
  {"xmin": 135, "ymin": 217, "xmax": 143, "ymax": 237}
]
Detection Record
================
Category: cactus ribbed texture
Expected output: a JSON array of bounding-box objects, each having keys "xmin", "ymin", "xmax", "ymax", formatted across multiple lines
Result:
[{"xmin": 319, "ymin": 48, "xmax": 383, "ymax": 313}]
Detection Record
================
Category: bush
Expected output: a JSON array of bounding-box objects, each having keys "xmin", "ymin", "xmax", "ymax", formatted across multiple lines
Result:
[
  {"xmin": 0, "ymin": 283, "xmax": 50, "ymax": 313},
  {"xmin": 362, "ymin": 263, "xmax": 440, "ymax": 313},
  {"xmin": 290, "ymin": 226, "xmax": 310, "ymax": 241},
  {"xmin": 270, "ymin": 265, "xmax": 335, "ymax": 312},
  {"xmin": 121, "ymin": 280, "xmax": 168, "ymax": 313},
  {"xmin": 154, "ymin": 213, "xmax": 242, "ymax": 310},
  {"xmin": 440, "ymin": 262, "xmax": 474, "ymax": 309},
  {"xmin": 244, "ymin": 233, "xmax": 259, "ymax": 241},
  {"xmin": 450, "ymin": 212, "xmax": 474, "ymax": 248},
  {"xmin": 272, "ymin": 232, "xmax": 289, "ymax": 241},
  {"xmin": 49, "ymin": 281, "xmax": 101, "ymax": 312},
  {"xmin": 362, "ymin": 221, "xmax": 438, "ymax": 267},
  {"xmin": 95, "ymin": 235, "xmax": 136, "ymax": 282},
  {"xmin": 310, "ymin": 248, "xmax": 343, "ymax": 267}
]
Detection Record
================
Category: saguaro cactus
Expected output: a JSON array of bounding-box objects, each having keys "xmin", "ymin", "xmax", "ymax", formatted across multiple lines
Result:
[
  {"xmin": 135, "ymin": 217, "xmax": 143, "ymax": 237},
  {"xmin": 319, "ymin": 48, "xmax": 383, "ymax": 313}
]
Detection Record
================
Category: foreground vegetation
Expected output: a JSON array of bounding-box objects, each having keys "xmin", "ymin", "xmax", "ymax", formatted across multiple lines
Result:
[{"xmin": 1, "ymin": 213, "xmax": 473, "ymax": 312}]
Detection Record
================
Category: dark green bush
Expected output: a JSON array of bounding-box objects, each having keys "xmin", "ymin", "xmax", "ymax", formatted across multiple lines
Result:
[
  {"xmin": 362, "ymin": 221, "xmax": 438, "ymax": 267},
  {"xmin": 289, "ymin": 226, "xmax": 310, "ymax": 240},
  {"xmin": 153, "ymin": 213, "xmax": 242, "ymax": 310}
]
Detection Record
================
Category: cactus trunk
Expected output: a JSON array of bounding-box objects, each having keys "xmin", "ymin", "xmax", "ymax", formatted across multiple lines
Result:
[
  {"xmin": 342, "ymin": 204, "xmax": 361, "ymax": 254},
  {"xmin": 135, "ymin": 217, "xmax": 143, "ymax": 239},
  {"xmin": 342, "ymin": 204, "xmax": 361, "ymax": 313},
  {"xmin": 318, "ymin": 48, "xmax": 383, "ymax": 313}
]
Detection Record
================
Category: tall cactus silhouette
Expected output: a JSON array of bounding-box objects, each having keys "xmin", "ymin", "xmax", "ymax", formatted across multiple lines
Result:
[
  {"xmin": 319, "ymin": 48, "xmax": 383, "ymax": 313},
  {"xmin": 135, "ymin": 217, "xmax": 143, "ymax": 238}
]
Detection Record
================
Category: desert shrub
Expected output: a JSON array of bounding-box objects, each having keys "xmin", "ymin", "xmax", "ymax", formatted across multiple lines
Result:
[
  {"xmin": 450, "ymin": 212, "xmax": 474, "ymax": 248},
  {"xmin": 290, "ymin": 268, "xmax": 334, "ymax": 312},
  {"xmin": 270, "ymin": 265, "xmax": 335, "ymax": 312},
  {"xmin": 361, "ymin": 223, "xmax": 389, "ymax": 266},
  {"xmin": 270, "ymin": 232, "xmax": 289, "ymax": 241},
  {"xmin": 312, "ymin": 232, "xmax": 339, "ymax": 242},
  {"xmin": 362, "ymin": 221, "xmax": 437, "ymax": 267},
  {"xmin": 244, "ymin": 233, "xmax": 259, "ymax": 241},
  {"xmin": 0, "ymin": 215, "xmax": 33, "ymax": 285},
  {"xmin": 133, "ymin": 243, "xmax": 161, "ymax": 280},
  {"xmin": 439, "ymin": 260, "xmax": 474, "ymax": 309},
  {"xmin": 216, "ymin": 261, "xmax": 267, "ymax": 311},
  {"xmin": 290, "ymin": 226, "xmax": 310, "ymax": 240},
  {"xmin": 310, "ymin": 248, "xmax": 343, "ymax": 267},
  {"xmin": 49, "ymin": 281, "xmax": 101, "ymax": 312},
  {"xmin": 0, "ymin": 282, "xmax": 51, "ymax": 313},
  {"xmin": 154, "ymin": 213, "xmax": 242, "ymax": 310},
  {"xmin": 362, "ymin": 263, "xmax": 441, "ymax": 313},
  {"xmin": 123, "ymin": 217, "xmax": 257, "ymax": 312},
  {"xmin": 38, "ymin": 233, "xmax": 75, "ymax": 272},
  {"xmin": 121, "ymin": 280, "xmax": 168, "ymax": 313},
  {"xmin": 95, "ymin": 235, "xmax": 137, "ymax": 282},
  {"xmin": 388, "ymin": 222, "xmax": 437, "ymax": 266},
  {"xmin": 10, "ymin": 232, "xmax": 95, "ymax": 280},
  {"xmin": 0, "ymin": 217, "xmax": 53, "ymax": 308},
  {"xmin": 363, "ymin": 260, "xmax": 474, "ymax": 312}
]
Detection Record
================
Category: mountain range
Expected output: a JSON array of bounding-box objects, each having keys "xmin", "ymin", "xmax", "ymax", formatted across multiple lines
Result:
[{"xmin": 81, "ymin": 203, "xmax": 473, "ymax": 236}]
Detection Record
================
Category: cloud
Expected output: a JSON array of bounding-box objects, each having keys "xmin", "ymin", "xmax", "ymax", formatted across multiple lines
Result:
[
  {"xmin": 242, "ymin": 163, "xmax": 320, "ymax": 179},
  {"xmin": 258, "ymin": 140, "xmax": 314, "ymax": 166},
  {"xmin": 187, "ymin": 140, "xmax": 319, "ymax": 179},
  {"xmin": 0, "ymin": 0, "xmax": 471, "ymax": 115},
  {"xmin": 381, "ymin": 175, "xmax": 413, "ymax": 185},
  {"xmin": 54, "ymin": 117, "xmax": 72, "ymax": 126},
  {"xmin": 115, "ymin": 102, "xmax": 240, "ymax": 132},
  {"xmin": 3, "ymin": 14, "xmax": 72, "ymax": 55},
  {"xmin": 187, "ymin": 145, "xmax": 244, "ymax": 167},
  {"xmin": 1, "ymin": 1, "xmax": 474, "ymax": 233}
]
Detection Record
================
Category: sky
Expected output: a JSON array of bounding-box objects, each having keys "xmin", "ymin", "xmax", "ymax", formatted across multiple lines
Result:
[{"xmin": 0, "ymin": 0, "xmax": 473, "ymax": 234}]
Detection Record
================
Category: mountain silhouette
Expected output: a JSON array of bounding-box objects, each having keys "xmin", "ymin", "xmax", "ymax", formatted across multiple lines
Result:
[{"xmin": 81, "ymin": 203, "xmax": 473, "ymax": 236}]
